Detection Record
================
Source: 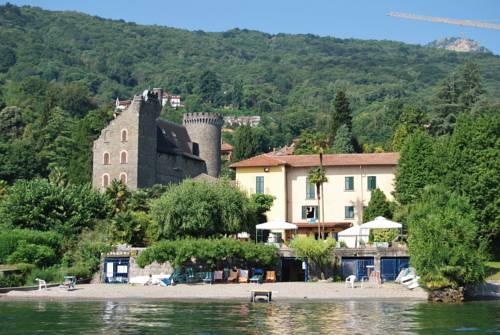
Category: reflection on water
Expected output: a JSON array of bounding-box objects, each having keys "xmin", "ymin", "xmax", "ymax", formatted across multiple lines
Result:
[{"xmin": 0, "ymin": 299, "xmax": 498, "ymax": 334}]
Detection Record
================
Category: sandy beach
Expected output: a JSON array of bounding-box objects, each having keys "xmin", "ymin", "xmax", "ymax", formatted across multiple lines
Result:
[{"xmin": 1, "ymin": 282, "xmax": 428, "ymax": 301}]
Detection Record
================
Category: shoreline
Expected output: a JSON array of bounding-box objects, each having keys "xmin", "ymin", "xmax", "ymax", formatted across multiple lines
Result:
[{"xmin": 0, "ymin": 282, "xmax": 429, "ymax": 302}]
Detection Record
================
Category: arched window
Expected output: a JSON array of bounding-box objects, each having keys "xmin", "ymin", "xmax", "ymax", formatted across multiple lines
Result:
[
  {"xmin": 102, "ymin": 174, "xmax": 110, "ymax": 187},
  {"xmin": 103, "ymin": 152, "xmax": 110, "ymax": 165},
  {"xmin": 121, "ymin": 129, "xmax": 128, "ymax": 142},
  {"xmin": 120, "ymin": 151, "xmax": 127, "ymax": 164},
  {"xmin": 119, "ymin": 173, "xmax": 127, "ymax": 185}
]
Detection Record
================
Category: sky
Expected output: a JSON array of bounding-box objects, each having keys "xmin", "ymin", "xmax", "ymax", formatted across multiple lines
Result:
[{"xmin": 3, "ymin": 0, "xmax": 500, "ymax": 54}]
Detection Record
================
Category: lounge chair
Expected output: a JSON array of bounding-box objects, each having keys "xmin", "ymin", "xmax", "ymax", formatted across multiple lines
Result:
[
  {"xmin": 214, "ymin": 270, "xmax": 223, "ymax": 283},
  {"xmin": 238, "ymin": 269, "xmax": 249, "ymax": 283},
  {"xmin": 249, "ymin": 269, "xmax": 264, "ymax": 284},
  {"xmin": 227, "ymin": 269, "xmax": 239, "ymax": 283},
  {"xmin": 345, "ymin": 275, "xmax": 356, "ymax": 288},
  {"xmin": 171, "ymin": 268, "xmax": 187, "ymax": 284},
  {"xmin": 265, "ymin": 271, "xmax": 276, "ymax": 283},
  {"xmin": 202, "ymin": 271, "xmax": 214, "ymax": 284}
]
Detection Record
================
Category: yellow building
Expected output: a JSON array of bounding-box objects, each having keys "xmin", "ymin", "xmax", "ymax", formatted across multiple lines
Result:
[{"xmin": 230, "ymin": 152, "xmax": 399, "ymax": 239}]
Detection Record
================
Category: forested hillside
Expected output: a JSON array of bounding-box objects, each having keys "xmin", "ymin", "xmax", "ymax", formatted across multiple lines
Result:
[{"xmin": 0, "ymin": 3, "xmax": 499, "ymax": 184}]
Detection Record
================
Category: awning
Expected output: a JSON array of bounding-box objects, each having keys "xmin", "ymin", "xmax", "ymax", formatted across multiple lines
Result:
[
  {"xmin": 256, "ymin": 220, "xmax": 298, "ymax": 230},
  {"xmin": 360, "ymin": 216, "xmax": 402, "ymax": 229}
]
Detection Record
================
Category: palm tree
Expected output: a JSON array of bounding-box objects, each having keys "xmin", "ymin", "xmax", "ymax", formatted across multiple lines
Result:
[
  {"xmin": 105, "ymin": 179, "xmax": 130, "ymax": 214},
  {"xmin": 307, "ymin": 155, "xmax": 328, "ymax": 239}
]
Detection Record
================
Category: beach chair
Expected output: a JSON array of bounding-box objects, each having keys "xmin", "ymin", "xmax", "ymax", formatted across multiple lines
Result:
[
  {"xmin": 345, "ymin": 275, "xmax": 356, "ymax": 288},
  {"xmin": 238, "ymin": 269, "xmax": 249, "ymax": 283},
  {"xmin": 265, "ymin": 271, "xmax": 276, "ymax": 283},
  {"xmin": 214, "ymin": 270, "xmax": 224, "ymax": 283},
  {"xmin": 249, "ymin": 269, "xmax": 264, "ymax": 284},
  {"xmin": 63, "ymin": 276, "xmax": 77, "ymax": 290},
  {"xmin": 202, "ymin": 271, "xmax": 214, "ymax": 284},
  {"xmin": 35, "ymin": 278, "xmax": 47, "ymax": 291},
  {"xmin": 227, "ymin": 269, "xmax": 239, "ymax": 283},
  {"xmin": 171, "ymin": 268, "xmax": 187, "ymax": 284},
  {"xmin": 223, "ymin": 268, "xmax": 230, "ymax": 282},
  {"xmin": 186, "ymin": 267, "xmax": 198, "ymax": 283}
]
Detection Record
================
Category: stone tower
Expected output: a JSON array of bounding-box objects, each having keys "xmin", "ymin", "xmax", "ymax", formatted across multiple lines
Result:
[{"xmin": 183, "ymin": 113, "xmax": 223, "ymax": 177}]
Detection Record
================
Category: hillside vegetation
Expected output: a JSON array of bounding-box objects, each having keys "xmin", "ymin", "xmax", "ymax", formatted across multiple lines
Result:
[{"xmin": 0, "ymin": 3, "xmax": 499, "ymax": 184}]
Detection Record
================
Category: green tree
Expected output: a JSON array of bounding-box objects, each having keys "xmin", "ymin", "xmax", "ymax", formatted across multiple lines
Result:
[
  {"xmin": 294, "ymin": 130, "xmax": 330, "ymax": 155},
  {"xmin": 407, "ymin": 185, "xmax": 486, "ymax": 289},
  {"xmin": 0, "ymin": 106, "xmax": 24, "ymax": 142},
  {"xmin": 233, "ymin": 125, "xmax": 260, "ymax": 161},
  {"xmin": 250, "ymin": 193, "xmax": 274, "ymax": 223},
  {"xmin": 330, "ymin": 91, "xmax": 352, "ymax": 141},
  {"xmin": 290, "ymin": 236, "xmax": 336, "ymax": 280},
  {"xmin": 392, "ymin": 105, "xmax": 427, "ymax": 151},
  {"xmin": 363, "ymin": 188, "xmax": 392, "ymax": 222},
  {"xmin": 0, "ymin": 179, "xmax": 110, "ymax": 237},
  {"xmin": 395, "ymin": 130, "xmax": 439, "ymax": 205},
  {"xmin": 331, "ymin": 124, "xmax": 354, "ymax": 153},
  {"xmin": 150, "ymin": 180, "xmax": 257, "ymax": 239},
  {"xmin": 443, "ymin": 113, "xmax": 500, "ymax": 246},
  {"xmin": 105, "ymin": 179, "xmax": 131, "ymax": 214},
  {"xmin": 198, "ymin": 70, "xmax": 221, "ymax": 105}
]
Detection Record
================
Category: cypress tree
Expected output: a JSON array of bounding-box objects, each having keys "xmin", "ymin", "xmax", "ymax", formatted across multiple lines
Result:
[
  {"xmin": 394, "ymin": 130, "xmax": 438, "ymax": 205},
  {"xmin": 330, "ymin": 91, "xmax": 352, "ymax": 141},
  {"xmin": 363, "ymin": 188, "xmax": 392, "ymax": 222}
]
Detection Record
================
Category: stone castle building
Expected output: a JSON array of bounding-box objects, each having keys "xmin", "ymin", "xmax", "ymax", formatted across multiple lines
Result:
[{"xmin": 92, "ymin": 89, "xmax": 223, "ymax": 190}]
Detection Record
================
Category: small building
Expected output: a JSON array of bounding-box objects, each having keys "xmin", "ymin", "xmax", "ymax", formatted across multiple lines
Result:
[
  {"xmin": 115, "ymin": 98, "xmax": 131, "ymax": 111},
  {"xmin": 221, "ymin": 141, "xmax": 233, "ymax": 161},
  {"xmin": 223, "ymin": 115, "xmax": 261, "ymax": 127},
  {"xmin": 230, "ymin": 152, "xmax": 399, "ymax": 238}
]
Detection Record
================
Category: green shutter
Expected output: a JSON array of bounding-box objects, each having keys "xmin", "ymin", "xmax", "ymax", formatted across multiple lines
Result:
[
  {"xmin": 368, "ymin": 176, "xmax": 376, "ymax": 190},
  {"xmin": 256, "ymin": 176, "xmax": 264, "ymax": 194},
  {"xmin": 345, "ymin": 176, "xmax": 354, "ymax": 191}
]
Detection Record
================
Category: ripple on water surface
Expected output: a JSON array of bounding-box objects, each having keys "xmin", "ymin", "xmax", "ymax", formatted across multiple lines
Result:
[{"xmin": 0, "ymin": 300, "xmax": 498, "ymax": 334}]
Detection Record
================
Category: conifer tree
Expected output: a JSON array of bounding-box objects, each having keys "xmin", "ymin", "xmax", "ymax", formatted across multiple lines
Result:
[
  {"xmin": 330, "ymin": 91, "xmax": 352, "ymax": 141},
  {"xmin": 394, "ymin": 130, "xmax": 438, "ymax": 205},
  {"xmin": 233, "ymin": 125, "xmax": 260, "ymax": 161},
  {"xmin": 331, "ymin": 124, "xmax": 354, "ymax": 153},
  {"xmin": 363, "ymin": 188, "xmax": 392, "ymax": 223}
]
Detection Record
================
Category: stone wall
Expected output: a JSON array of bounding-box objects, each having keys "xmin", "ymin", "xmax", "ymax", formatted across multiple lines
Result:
[
  {"xmin": 93, "ymin": 96, "xmax": 142, "ymax": 190},
  {"xmin": 155, "ymin": 152, "xmax": 206, "ymax": 185},
  {"xmin": 128, "ymin": 257, "xmax": 173, "ymax": 278}
]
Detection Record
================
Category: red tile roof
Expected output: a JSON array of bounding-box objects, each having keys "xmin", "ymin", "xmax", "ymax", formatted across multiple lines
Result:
[
  {"xmin": 230, "ymin": 152, "xmax": 399, "ymax": 168},
  {"xmin": 221, "ymin": 141, "xmax": 233, "ymax": 151}
]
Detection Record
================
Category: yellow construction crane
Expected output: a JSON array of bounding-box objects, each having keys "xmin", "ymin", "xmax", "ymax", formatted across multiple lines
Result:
[{"xmin": 387, "ymin": 12, "xmax": 500, "ymax": 31}]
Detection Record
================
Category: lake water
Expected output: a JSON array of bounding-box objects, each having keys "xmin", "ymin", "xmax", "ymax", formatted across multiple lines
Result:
[{"xmin": 0, "ymin": 300, "xmax": 498, "ymax": 334}]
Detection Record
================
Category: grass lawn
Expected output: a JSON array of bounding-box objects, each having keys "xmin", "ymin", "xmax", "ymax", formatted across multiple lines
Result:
[{"xmin": 485, "ymin": 261, "xmax": 500, "ymax": 281}]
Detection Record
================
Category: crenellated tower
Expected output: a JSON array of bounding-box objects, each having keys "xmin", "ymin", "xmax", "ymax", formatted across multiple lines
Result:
[{"xmin": 183, "ymin": 113, "xmax": 223, "ymax": 177}]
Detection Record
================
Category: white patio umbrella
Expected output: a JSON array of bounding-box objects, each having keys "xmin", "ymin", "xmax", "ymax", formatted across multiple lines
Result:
[
  {"xmin": 360, "ymin": 216, "xmax": 402, "ymax": 229},
  {"xmin": 338, "ymin": 225, "xmax": 369, "ymax": 248},
  {"xmin": 359, "ymin": 216, "xmax": 402, "ymax": 238},
  {"xmin": 255, "ymin": 220, "xmax": 298, "ymax": 243}
]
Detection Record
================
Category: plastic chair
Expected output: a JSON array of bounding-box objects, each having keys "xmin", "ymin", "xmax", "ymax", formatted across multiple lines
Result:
[{"xmin": 345, "ymin": 275, "xmax": 356, "ymax": 288}]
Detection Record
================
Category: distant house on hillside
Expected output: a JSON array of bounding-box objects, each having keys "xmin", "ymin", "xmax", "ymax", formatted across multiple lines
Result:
[
  {"xmin": 224, "ymin": 116, "xmax": 261, "ymax": 127},
  {"xmin": 115, "ymin": 98, "xmax": 131, "ymax": 111},
  {"xmin": 160, "ymin": 92, "xmax": 182, "ymax": 108},
  {"xmin": 221, "ymin": 141, "xmax": 234, "ymax": 161}
]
